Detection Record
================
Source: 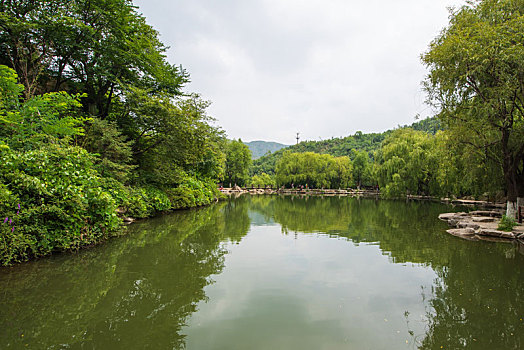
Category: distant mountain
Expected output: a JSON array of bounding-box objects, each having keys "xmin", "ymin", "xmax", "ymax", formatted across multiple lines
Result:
[{"xmin": 244, "ymin": 140, "xmax": 289, "ymax": 159}]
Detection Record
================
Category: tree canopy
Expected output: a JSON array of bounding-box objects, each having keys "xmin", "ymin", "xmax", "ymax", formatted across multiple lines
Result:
[{"xmin": 422, "ymin": 0, "xmax": 524, "ymax": 216}]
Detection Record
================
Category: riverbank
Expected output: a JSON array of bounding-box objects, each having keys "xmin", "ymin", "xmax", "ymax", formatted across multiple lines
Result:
[{"xmin": 220, "ymin": 186, "xmax": 380, "ymax": 197}]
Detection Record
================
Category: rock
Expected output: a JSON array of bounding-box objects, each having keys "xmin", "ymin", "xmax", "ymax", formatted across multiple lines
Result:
[
  {"xmin": 470, "ymin": 210, "xmax": 493, "ymax": 217},
  {"xmin": 470, "ymin": 210, "xmax": 503, "ymax": 217},
  {"xmin": 465, "ymin": 223, "xmax": 481, "ymax": 230},
  {"xmin": 472, "ymin": 216, "xmax": 495, "ymax": 222},
  {"xmin": 438, "ymin": 213, "xmax": 458, "ymax": 221},
  {"xmin": 123, "ymin": 217, "xmax": 135, "ymax": 224},
  {"xmin": 478, "ymin": 228, "xmax": 515, "ymax": 239},
  {"xmin": 464, "ymin": 227, "xmax": 476, "ymax": 234},
  {"xmin": 446, "ymin": 229, "xmax": 478, "ymax": 241},
  {"xmin": 448, "ymin": 219, "xmax": 459, "ymax": 227}
]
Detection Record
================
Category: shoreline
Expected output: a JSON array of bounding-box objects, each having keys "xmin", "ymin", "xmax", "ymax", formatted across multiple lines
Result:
[{"xmin": 220, "ymin": 187, "xmax": 507, "ymax": 209}]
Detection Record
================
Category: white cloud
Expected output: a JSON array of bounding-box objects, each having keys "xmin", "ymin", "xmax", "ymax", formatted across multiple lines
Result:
[{"xmin": 134, "ymin": 0, "xmax": 464, "ymax": 144}]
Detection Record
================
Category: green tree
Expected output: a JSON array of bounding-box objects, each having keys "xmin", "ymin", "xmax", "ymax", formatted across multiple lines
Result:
[
  {"xmin": 422, "ymin": 0, "xmax": 524, "ymax": 217},
  {"xmin": 250, "ymin": 173, "xmax": 276, "ymax": 188},
  {"xmin": 223, "ymin": 139, "xmax": 252, "ymax": 187},
  {"xmin": 0, "ymin": 65, "xmax": 86, "ymax": 150},
  {"xmin": 275, "ymin": 152, "xmax": 352, "ymax": 188},
  {"xmin": 375, "ymin": 129, "xmax": 441, "ymax": 197},
  {"xmin": 351, "ymin": 149, "xmax": 372, "ymax": 188},
  {"xmin": 0, "ymin": 0, "xmax": 188, "ymax": 111}
]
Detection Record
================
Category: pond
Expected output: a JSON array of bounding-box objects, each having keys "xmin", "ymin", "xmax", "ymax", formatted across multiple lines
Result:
[{"xmin": 1, "ymin": 196, "xmax": 523, "ymax": 349}]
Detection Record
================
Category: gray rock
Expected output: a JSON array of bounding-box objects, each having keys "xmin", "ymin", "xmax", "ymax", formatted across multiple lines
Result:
[
  {"xmin": 446, "ymin": 229, "xmax": 478, "ymax": 241},
  {"xmin": 448, "ymin": 219, "xmax": 459, "ymax": 227},
  {"xmin": 472, "ymin": 216, "xmax": 495, "ymax": 222},
  {"xmin": 478, "ymin": 228, "xmax": 515, "ymax": 239},
  {"xmin": 465, "ymin": 223, "xmax": 481, "ymax": 230},
  {"xmin": 469, "ymin": 210, "xmax": 503, "ymax": 217},
  {"xmin": 439, "ymin": 213, "xmax": 459, "ymax": 221}
]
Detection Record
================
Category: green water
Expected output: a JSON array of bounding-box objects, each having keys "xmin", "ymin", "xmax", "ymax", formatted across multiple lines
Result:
[{"xmin": 1, "ymin": 196, "xmax": 523, "ymax": 349}]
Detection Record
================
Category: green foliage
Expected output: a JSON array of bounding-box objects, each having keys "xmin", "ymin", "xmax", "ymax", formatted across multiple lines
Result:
[
  {"xmin": 251, "ymin": 130, "xmax": 387, "ymax": 176},
  {"xmin": 223, "ymin": 139, "xmax": 252, "ymax": 186},
  {"xmin": 275, "ymin": 152, "xmax": 352, "ymax": 188},
  {"xmin": 82, "ymin": 118, "xmax": 134, "ymax": 183},
  {"xmin": 0, "ymin": 2, "xmax": 227, "ymax": 265},
  {"xmin": 0, "ymin": 0, "xmax": 188, "ymax": 105},
  {"xmin": 117, "ymin": 89, "xmax": 224, "ymax": 187},
  {"xmin": 249, "ymin": 173, "xmax": 276, "ymax": 187},
  {"xmin": 351, "ymin": 149, "xmax": 373, "ymax": 187},
  {"xmin": 497, "ymin": 215, "xmax": 517, "ymax": 232},
  {"xmin": 168, "ymin": 176, "xmax": 217, "ymax": 210},
  {"xmin": 124, "ymin": 177, "xmax": 218, "ymax": 218},
  {"xmin": 0, "ymin": 65, "xmax": 87, "ymax": 149},
  {"xmin": 422, "ymin": 0, "xmax": 524, "ymax": 202},
  {"xmin": 375, "ymin": 129, "xmax": 441, "ymax": 197},
  {"xmin": 0, "ymin": 144, "xmax": 121, "ymax": 265},
  {"xmin": 250, "ymin": 118, "xmax": 438, "ymax": 178}
]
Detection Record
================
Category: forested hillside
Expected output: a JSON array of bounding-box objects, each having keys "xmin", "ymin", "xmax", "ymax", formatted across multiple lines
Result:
[
  {"xmin": 244, "ymin": 141, "xmax": 289, "ymax": 159},
  {"xmin": 251, "ymin": 117, "xmax": 441, "ymax": 176}
]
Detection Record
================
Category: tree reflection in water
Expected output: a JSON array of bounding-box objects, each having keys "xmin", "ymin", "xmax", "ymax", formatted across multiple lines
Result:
[
  {"xmin": 248, "ymin": 195, "xmax": 524, "ymax": 349},
  {"xmin": 0, "ymin": 201, "xmax": 251, "ymax": 349}
]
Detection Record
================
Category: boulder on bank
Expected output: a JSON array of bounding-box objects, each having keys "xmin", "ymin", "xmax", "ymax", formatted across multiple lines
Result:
[{"xmin": 439, "ymin": 209, "xmax": 522, "ymax": 242}]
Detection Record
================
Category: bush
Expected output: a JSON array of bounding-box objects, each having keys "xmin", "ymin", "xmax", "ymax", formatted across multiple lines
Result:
[
  {"xmin": 168, "ymin": 176, "xmax": 217, "ymax": 210},
  {"xmin": 0, "ymin": 145, "xmax": 122, "ymax": 265},
  {"xmin": 125, "ymin": 186, "xmax": 172, "ymax": 218},
  {"xmin": 498, "ymin": 215, "xmax": 517, "ymax": 232}
]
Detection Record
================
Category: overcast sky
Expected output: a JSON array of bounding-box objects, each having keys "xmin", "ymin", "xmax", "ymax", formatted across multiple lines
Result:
[{"xmin": 133, "ymin": 0, "xmax": 464, "ymax": 144}]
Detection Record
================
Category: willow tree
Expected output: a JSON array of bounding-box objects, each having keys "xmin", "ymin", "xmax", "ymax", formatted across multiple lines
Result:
[{"xmin": 423, "ymin": 0, "xmax": 524, "ymax": 218}]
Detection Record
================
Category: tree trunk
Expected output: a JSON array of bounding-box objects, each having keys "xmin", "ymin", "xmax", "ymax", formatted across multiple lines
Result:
[
  {"xmin": 504, "ymin": 172, "xmax": 518, "ymax": 219},
  {"xmin": 502, "ymin": 128, "xmax": 519, "ymax": 219},
  {"xmin": 507, "ymin": 201, "xmax": 517, "ymax": 219}
]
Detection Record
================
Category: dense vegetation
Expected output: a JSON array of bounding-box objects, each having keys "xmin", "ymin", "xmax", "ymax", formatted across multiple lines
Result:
[
  {"xmin": 0, "ymin": 0, "xmax": 251, "ymax": 265},
  {"xmin": 275, "ymin": 152, "xmax": 352, "ymax": 189},
  {"xmin": 422, "ymin": 0, "xmax": 524, "ymax": 217},
  {"xmin": 250, "ymin": 117, "xmax": 441, "ymax": 178}
]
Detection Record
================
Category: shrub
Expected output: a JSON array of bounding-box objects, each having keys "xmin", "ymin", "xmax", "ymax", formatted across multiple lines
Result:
[
  {"xmin": 497, "ymin": 215, "xmax": 517, "ymax": 232},
  {"xmin": 0, "ymin": 145, "xmax": 122, "ymax": 265}
]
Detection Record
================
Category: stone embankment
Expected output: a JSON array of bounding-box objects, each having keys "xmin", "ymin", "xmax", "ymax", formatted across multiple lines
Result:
[
  {"xmin": 219, "ymin": 186, "xmax": 379, "ymax": 197},
  {"xmin": 439, "ymin": 210, "xmax": 524, "ymax": 242}
]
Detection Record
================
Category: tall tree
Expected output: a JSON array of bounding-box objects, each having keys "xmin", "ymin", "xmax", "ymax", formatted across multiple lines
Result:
[
  {"xmin": 422, "ymin": 0, "xmax": 524, "ymax": 217},
  {"xmin": 223, "ymin": 139, "xmax": 252, "ymax": 187},
  {"xmin": 0, "ymin": 0, "xmax": 188, "ymax": 115}
]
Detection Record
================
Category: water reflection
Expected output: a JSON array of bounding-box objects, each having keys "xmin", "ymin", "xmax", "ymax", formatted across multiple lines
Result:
[
  {"xmin": 247, "ymin": 195, "xmax": 524, "ymax": 348},
  {"xmin": 0, "ymin": 195, "xmax": 522, "ymax": 349},
  {"xmin": 0, "ymin": 202, "xmax": 249, "ymax": 349}
]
